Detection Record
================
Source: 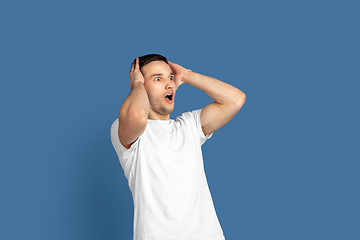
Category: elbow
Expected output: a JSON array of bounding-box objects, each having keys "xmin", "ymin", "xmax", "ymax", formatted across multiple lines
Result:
[
  {"xmin": 127, "ymin": 107, "xmax": 148, "ymax": 126},
  {"xmin": 233, "ymin": 90, "xmax": 246, "ymax": 109}
]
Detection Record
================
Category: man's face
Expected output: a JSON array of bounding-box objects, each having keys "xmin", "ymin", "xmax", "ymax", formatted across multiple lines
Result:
[{"xmin": 141, "ymin": 61, "xmax": 175, "ymax": 120}]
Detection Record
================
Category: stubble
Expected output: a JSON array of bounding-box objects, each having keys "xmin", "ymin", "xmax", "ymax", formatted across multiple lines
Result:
[{"xmin": 148, "ymin": 95, "xmax": 173, "ymax": 115}]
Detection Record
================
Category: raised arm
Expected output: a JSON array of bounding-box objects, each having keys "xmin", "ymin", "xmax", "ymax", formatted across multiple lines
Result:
[
  {"xmin": 169, "ymin": 62, "xmax": 246, "ymax": 136},
  {"xmin": 118, "ymin": 58, "xmax": 150, "ymax": 149}
]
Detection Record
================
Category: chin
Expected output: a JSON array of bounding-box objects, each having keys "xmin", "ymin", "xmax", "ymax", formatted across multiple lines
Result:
[{"xmin": 159, "ymin": 106, "xmax": 174, "ymax": 115}]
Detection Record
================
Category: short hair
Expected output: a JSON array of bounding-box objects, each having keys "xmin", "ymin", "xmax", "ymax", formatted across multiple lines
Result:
[{"xmin": 132, "ymin": 54, "xmax": 168, "ymax": 71}]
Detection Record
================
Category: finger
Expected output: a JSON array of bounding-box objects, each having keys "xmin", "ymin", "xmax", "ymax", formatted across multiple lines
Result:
[
  {"xmin": 135, "ymin": 58, "xmax": 140, "ymax": 70},
  {"xmin": 168, "ymin": 61, "xmax": 178, "ymax": 69},
  {"xmin": 131, "ymin": 61, "xmax": 135, "ymax": 72}
]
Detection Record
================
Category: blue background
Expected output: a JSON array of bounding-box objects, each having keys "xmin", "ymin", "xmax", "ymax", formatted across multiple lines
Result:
[{"xmin": 1, "ymin": 0, "xmax": 359, "ymax": 239}]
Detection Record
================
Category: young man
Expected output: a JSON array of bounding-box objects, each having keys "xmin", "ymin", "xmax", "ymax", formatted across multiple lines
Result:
[{"xmin": 111, "ymin": 54, "xmax": 246, "ymax": 240}]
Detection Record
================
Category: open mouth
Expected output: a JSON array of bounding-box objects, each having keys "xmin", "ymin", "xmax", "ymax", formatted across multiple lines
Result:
[{"xmin": 165, "ymin": 93, "xmax": 173, "ymax": 101}]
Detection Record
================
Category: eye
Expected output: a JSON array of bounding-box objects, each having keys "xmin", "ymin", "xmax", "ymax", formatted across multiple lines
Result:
[
  {"xmin": 169, "ymin": 76, "xmax": 174, "ymax": 80},
  {"xmin": 154, "ymin": 77, "xmax": 161, "ymax": 81}
]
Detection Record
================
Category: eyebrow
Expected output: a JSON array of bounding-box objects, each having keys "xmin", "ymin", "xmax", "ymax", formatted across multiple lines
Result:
[{"xmin": 150, "ymin": 72, "xmax": 174, "ymax": 78}]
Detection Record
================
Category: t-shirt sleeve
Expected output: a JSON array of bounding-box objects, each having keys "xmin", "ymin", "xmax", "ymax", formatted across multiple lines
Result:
[
  {"xmin": 110, "ymin": 119, "xmax": 139, "ymax": 177},
  {"xmin": 184, "ymin": 109, "xmax": 213, "ymax": 146}
]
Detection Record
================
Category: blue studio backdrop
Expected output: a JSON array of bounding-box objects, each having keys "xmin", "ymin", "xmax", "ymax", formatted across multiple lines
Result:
[{"xmin": 1, "ymin": 1, "xmax": 359, "ymax": 240}]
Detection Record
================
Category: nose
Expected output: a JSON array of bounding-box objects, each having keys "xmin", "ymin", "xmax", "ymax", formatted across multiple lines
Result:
[{"xmin": 165, "ymin": 78, "xmax": 174, "ymax": 90}]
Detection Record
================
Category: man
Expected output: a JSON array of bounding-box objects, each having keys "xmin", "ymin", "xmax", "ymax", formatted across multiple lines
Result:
[{"xmin": 111, "ymin": 54, "xmax": 246, "ymax": 240}]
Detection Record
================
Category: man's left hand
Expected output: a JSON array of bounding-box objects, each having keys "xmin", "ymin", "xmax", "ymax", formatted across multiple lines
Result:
[{"xmin": 168, "ymin": 61, "xmax": 189, "ymax": 90}]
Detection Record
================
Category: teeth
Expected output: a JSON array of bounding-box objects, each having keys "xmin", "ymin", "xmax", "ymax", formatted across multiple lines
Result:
[{"xmin": 165, "ymin": 93, "xmax": 172, "ymax": 100}]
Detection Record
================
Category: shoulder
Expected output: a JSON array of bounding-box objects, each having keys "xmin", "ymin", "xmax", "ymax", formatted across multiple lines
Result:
[
  {"xmin": 110, "ymin": 118, "xmax": 120, "ymax": 144},
  {"xmin": 175, "ymin": 109, "xmax": 212, "ymax": 142},
  {"xmin": 175, "ymin": 109, "xmax": 202, "ymax": 123}
]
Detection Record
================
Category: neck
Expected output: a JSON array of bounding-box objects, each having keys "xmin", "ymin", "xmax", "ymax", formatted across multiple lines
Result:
[{"xmin": 148, "ymin": 111, "xmax": 170, "ymax": 120}]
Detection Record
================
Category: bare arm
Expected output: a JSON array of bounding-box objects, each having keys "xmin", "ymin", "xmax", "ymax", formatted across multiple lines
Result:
[
  {"xmin": 118, "ymin": 58, "xmax": 150, "ymax": 149},
  {"xmin": 169, "ymin": 62, "xmax": 246, "ymax": 136}
]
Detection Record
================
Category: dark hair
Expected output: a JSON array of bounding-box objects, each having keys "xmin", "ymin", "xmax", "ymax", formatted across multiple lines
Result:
[{"xmin": 132, "ymin": 53, "xmax": 168, "ymax": 71}]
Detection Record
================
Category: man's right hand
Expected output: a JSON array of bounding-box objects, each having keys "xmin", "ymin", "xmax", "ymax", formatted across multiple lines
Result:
[{"xmin": 129, "ymin": 58, "xmax": 145, "ymax": 89}]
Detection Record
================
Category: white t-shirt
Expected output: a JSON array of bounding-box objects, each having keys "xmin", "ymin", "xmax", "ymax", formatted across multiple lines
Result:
[{"xmin": 110, "ymin": 109, "xmax": 225, "ymax": 240}]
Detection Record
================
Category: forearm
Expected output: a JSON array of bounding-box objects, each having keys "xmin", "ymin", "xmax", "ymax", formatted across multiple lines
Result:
[
  {"xmin": 181, "ymin": 70, "xmax": 245, "ymax": 106},
  {"xmin": 120, "ymin": 81, "xmax": 150, "ymax": 122}
]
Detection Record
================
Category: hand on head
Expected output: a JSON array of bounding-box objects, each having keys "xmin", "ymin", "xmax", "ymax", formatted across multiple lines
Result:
[
  {"xmin": 129, "ymin": 58, "xmax": 145, "ymax": 89},
  {"xmin": 168, "ymin": 61, "xmax": 189, "ymax": 90}
]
